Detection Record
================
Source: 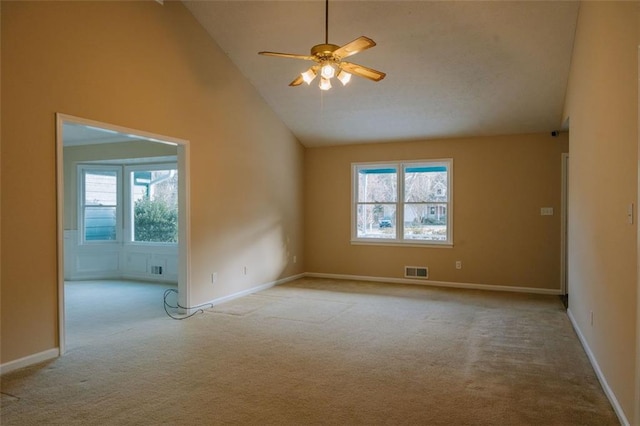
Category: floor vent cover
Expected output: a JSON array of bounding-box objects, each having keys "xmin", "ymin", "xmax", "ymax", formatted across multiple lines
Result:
[{"xmin": 405, "ymin": 266, "xmax": 428, "ymax": 279}]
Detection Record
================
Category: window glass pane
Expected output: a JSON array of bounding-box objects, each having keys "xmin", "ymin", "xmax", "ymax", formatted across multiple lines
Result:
[
  {"xmin": 404, "ymin": 165, "xmax": 448, "ymax": 203},
  {"xmin": 84, "ymin": 206, "xmax": 117, "ymax": 241},
  {"xmin": 358, "ymin": 167, "xmax": 397, "ymax": 202},
  {"xmin": 132, "ymin": 169, "xmax": 178, "ymax": 243},
  {"xmin": 357, "ymin": 204, "xmax": 396, "ymax": 239},
  {"xmin": 404, "ymin": 203, "xmax": 447, "ymax": 241},
  {"xmin": 84, "ymin": 170, "xmax": 117, "ymax": 206}
]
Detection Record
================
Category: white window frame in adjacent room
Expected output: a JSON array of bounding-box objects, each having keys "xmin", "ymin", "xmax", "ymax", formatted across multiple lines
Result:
[
  {"xmin": 78, "ymin": 164, "xmax": 122, "ymax": 244},
  {"xmin": 351, "ymin": 159, "xmax": 453, "ymax": 247},
  {"xmin": 78, "ymin": 161, "xmax": 178, "ymax": 246},
  {"xmin": 124, "ymin": 162, "xmax": 178, "ymax": 245}
]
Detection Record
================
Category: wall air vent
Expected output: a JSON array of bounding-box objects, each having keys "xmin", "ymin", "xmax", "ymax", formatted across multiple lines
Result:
[{"xmin": 405, "ymin": 266, "xmax": 428, "ymax": 279}]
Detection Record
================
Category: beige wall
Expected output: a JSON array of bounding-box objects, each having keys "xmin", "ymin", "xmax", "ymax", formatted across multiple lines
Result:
[
  {"xmin": 63, "ymin": 141, "xmax": 178, "ymax": 230},
  {"xmin": 305, "ymin": 133, "xmax": 568, "ymax": 290},
  {"xmin": 1, "ymin": 1, "xmax": 304, "ymax": 364},
  {"xmin": 562, "ymin": 1, "xmax": 639, "ymax": 423}
]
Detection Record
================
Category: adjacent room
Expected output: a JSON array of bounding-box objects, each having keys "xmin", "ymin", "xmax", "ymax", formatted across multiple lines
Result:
[
  {"xmin": 1, "ymin": 1, "xmax": 638, "ymax": 425},
  {"xmin": 61, "ymin": 122, "xmax": 183, "ymax": 350}
]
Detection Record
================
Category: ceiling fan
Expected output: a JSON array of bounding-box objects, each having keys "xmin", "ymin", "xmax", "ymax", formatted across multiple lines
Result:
[{"xmin": 258, "ymin": 0, "xmax": 386, "ymax": 90}]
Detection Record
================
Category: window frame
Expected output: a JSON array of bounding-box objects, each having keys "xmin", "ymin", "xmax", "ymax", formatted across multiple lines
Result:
[
  {"xmin": 78, "ymin": 164, "xmax": 122, "ymax": 244},
  {"xmin": 351, "ymin": 159, "xmax": 453, "ymax": 247},
  {"xmin": 78, "ymin": 161, "xmax": 178, "ymax": 246},
  {"xmin": 124, "ymin": 163, "xmax": 178, "ymax": 246}
]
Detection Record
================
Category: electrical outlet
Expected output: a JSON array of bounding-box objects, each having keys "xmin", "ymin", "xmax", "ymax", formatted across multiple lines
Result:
[
  {"xmin": 243, "ymin": 266, "xmax": 247, "ymax": 275},
  {"xmin": 211, "ymin": 272, "xmax": 217, "ymax": 284},
  {"xmin": 590, "ymin": 311, "xmax": 594, "ymax": 326},
  {"xmin": 455, "ymin": 261, "xmax": 462, "ymax": 270}
]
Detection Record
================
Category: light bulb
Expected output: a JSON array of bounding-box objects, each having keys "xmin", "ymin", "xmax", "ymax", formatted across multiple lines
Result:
[
  {"xmin": 301, "ymin": 68, "xmax": 317, "ymax": 84},
  {"xmin": 319, "ymin": 77, "xmax": 332, "ymax": 91},
  {"xmin": 337, "ymin": 70, "xmax": 352, "ymax": 86},
  {"xmin": 321, "ymin": 63, "xmax": 335, "ymax": 79}
]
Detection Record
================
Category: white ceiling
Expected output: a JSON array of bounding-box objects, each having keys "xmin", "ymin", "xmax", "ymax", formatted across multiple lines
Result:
[
  {"xmin": 63, "ymin": 123, "xmax": 141, "ymax": 146},
  {"xmin": 62, "ymin": 123, "xmax": 178, "ymax": 153},
  {"xmin": 187, "ymin": 1, "xmax": 579, "ymax": 148}
]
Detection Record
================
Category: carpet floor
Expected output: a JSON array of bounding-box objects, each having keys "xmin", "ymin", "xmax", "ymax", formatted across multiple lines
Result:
[{"xmin": 0, "ymin": 278, "xmax": 619, "ymax": 425}]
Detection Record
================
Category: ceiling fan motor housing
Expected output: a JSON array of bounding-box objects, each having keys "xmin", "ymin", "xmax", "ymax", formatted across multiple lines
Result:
[{"xmin": 311, "ymin": 43, "xmax": 340, "ymax": 60}]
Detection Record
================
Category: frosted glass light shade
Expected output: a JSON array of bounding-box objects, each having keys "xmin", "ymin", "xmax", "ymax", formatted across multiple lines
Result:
[
  {"xmin": 301, "ymin": 69, "xmax": 317, "ymax": 84},
  {"xmin": 337, "ymin": 70, "xmax": 351, "ymax": 86},
  {"xmin": 319, "ymin": 77, "xmax": 332, "ymax": 91},
  {"xmin": 321, "ymin": 63, "xmax": 335, "ymax": 79}
]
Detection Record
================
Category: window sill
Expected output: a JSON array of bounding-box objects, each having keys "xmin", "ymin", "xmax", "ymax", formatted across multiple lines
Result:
[
  {"xmin": 351, "ymin": 239, "xmax": 453, "ymax": 248},
  {"xmin": 125, "ymin": 241, "xmax": 178, "ymax": 247},
  {"xmin": 80, "ymin": 241, "xmax": 120, "ymax": 245}
]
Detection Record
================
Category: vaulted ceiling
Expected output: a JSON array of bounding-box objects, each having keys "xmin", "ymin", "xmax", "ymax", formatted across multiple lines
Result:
[{"xmin": 184, "ymin": 1, "xmax": 579, "ymax": 147}]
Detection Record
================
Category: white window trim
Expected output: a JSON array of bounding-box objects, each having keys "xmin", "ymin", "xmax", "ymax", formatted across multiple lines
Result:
[
  {"xmin": 351, "ymin": 159, "xmax": 453, "ymax": 247},
  {"xmin": 78, "ymin": 162, "xmax": 178, "ymax": 246},
  {"xmin": 78, "ymin": 164, "xmax": 122, "ymax": 245},
  {"xmin": 124, "ymin": 162, "xmax": 178, "ymax": 246}
]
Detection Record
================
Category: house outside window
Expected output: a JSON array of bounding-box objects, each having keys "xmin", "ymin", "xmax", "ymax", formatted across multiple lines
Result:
[{"xmin": 352, "ymin": 159, "xmax": 453, "ymax": 246}]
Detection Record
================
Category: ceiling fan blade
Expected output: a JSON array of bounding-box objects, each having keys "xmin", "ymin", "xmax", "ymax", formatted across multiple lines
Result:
[
  {"xmin": 289, "ymin": 74, "xmax": 305, "ymax": 87},
  {"xmin": 339, "ymin": 61, "xmax": 386, "ymax": 82},
  {"xmin": 333, "ymin": 36, "xmax": 376, "ymax": 59},
  {"xmin": 258, "ymin": 51, "xmax": 315, "ymax": 61}
]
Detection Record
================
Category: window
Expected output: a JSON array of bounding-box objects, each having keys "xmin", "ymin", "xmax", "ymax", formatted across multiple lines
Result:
[
  {"xmin": 352, "ymin": 159, "xmax": 452, "ymax": 246},
  {"xmin": 80, "ymin": 166, "xmax": 121, "ymax": 242},
  {"xmin": 78, "ymin": 162, "xmax": 178, "ymax": 245},
  {"xmin": 127, "ymin": 166, "xmax": 178, "ymax": 243}
]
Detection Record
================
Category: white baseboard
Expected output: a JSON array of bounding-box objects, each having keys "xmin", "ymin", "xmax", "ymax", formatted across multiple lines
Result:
[
  {"xmin": 567, "ymin": 308, "xmax": 630, "ymax": 426},
  {"xmin": 304, "ymin": 272, "xmax": 562, "ymax": 295},
  {"xmin": 201, "ymin": 273, "xmax": 306, "ymax": 308},
  {"xmin": 0, "ymin": 348, "xmax": 59, "ymax": 376}
]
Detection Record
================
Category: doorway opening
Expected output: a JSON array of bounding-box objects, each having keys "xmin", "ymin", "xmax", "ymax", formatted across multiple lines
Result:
[{"xmin": 56, "ymin": 114, "xmax": 190, "ymax": 354}]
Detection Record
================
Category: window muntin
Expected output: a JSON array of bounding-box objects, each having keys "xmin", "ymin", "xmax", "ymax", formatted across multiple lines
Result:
[{"xmin": 353, "ymin": 160, "xmax": 452, "ymax": 246}]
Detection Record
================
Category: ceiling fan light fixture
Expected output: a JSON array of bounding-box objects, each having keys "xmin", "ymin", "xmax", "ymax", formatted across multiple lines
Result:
[
  {"xmin": 301, "ymin": 68, "xmax": 317, "ymax": 84},
  {"xmin": 337, "ymin": 70, "xmax": 351, "ymax": 86},
  {"xmin": 320, "ymin": 62, "xmax": 335, "ymax": 79},
  {"xmin": 258, "ymin": 0, "xmax": 385, "ymax": 90},
  {"xmin": 319, "ymin": 76, "xmax": 332, "ymax": 91}
]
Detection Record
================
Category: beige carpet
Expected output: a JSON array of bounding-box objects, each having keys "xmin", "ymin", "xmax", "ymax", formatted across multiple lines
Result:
[
  {"xmin": 64, "ymin": 280, "xmax": 177, "ymax": 351},
  {"xmin": 1, "ymin": 278, "xmax": 619, "ymax": 425}
]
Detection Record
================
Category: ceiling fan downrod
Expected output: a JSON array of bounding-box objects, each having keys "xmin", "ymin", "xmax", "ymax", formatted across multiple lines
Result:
[{"xmin": 325, "ymin": 0, "xmax": 329, "ymax": 44}]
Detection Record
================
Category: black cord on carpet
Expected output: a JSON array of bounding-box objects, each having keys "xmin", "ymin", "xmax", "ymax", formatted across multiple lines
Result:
[{"xmin": 163, "ymin": 288, "xmax": 214, "ymax": 320}]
